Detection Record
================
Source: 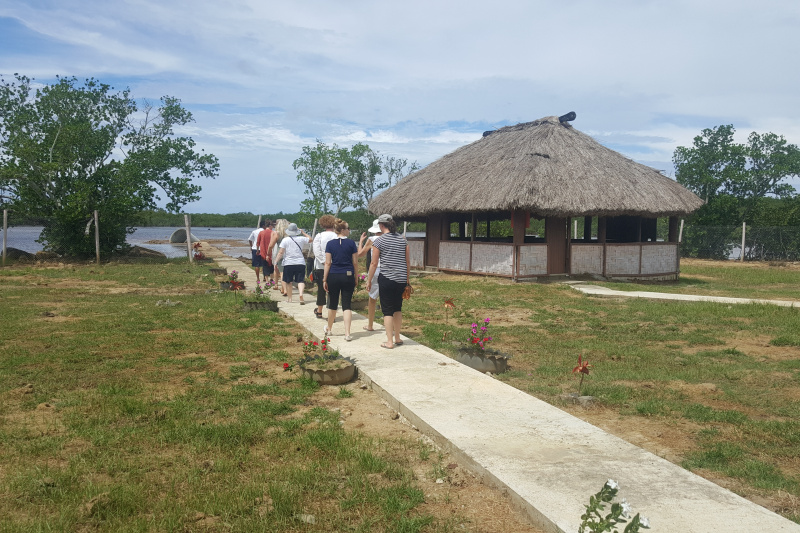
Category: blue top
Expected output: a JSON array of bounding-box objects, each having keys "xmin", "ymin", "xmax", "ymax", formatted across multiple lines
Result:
[{"xmin": 325, "ymin": 237, "xmax": 358, "ymax": 274}]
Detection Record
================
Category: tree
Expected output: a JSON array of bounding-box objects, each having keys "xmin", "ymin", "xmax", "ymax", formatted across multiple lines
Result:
[
  {"xmin": 293, "ymin": 142, "xmax": 419, "ymax": 219},
  {"xmin": 382, "ymin": 155, "xmax": 419, "ymax": 188},
  {"xmin": 0, "ymin": 74, "xmax": 219, "ymax": 256},
  {"xmin": 673, "ymin": 125, "xmax": 800, "ymax": 225}
]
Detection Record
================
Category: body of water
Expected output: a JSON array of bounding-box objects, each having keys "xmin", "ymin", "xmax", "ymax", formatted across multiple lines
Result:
[
  {"xmin": 1, "ymin": 226, "xmax": 427, "ymax": 258},
  {"xmin": 1, "ymin": 226, "xmax": 256, "ymax": 258}
]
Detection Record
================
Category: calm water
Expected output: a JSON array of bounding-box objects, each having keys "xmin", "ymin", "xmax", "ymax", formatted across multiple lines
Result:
[{"xmin": 0, "ymin": 226, "xmax": 255, "ymax": 258}]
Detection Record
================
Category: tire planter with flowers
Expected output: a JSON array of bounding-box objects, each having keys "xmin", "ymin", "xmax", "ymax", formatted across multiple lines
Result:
[
  {"xmin": 209, "ymin": 268, "xmax": 227, "ymax": 276},
  {"xmin": 349, "ymin": 298, "xmax": 369, "ymax": 311},
  {"xmin": 243, "ymin": 300, "xmax": 279, "ymax": 312},
  {"xmin": 455, "ymin": 349, "xmax": 510, "ymax": 374},
  {"xmin": 300, "ymin": 360, "xmax": 355, "ymax": 385}
]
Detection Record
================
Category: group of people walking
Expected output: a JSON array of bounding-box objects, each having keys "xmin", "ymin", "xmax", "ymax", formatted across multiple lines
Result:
[{"xmin": 248, "ymin": 213, "xmax": 409, "ymax": 349}]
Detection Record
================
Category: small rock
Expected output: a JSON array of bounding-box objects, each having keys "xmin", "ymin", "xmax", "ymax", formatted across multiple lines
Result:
[
  {"xmin": 435, "ymin": 478, "xmax": 444, "ymax": 484},
  {"xmin": 577, "ymin": 395, "xmax": 595, "ymax": 407},
  {"xmin": 297, "ymin": 513, "xmax": 316, "ymax": 524},
  {"xmin": 390, "ymin": 413, "xmax": 400, "ymax": 420}
]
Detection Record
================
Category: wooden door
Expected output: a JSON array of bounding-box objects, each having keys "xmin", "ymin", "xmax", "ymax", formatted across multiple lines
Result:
[{"xmin": 546, "ymin": 217, "xmax": 568, "ymax": 274}]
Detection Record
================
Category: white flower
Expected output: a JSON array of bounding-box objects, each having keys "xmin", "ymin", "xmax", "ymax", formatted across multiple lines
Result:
[
  {"xmin": 620, "ymin": 499, "xmax": 632, "ymax": 518},
  {"xmin": 605, "ymin": 479, "xmax": 619, "ymax": 490},
  {"xmin": 640, "ymin": 516, "xmax": 650, "ymax": 529}
]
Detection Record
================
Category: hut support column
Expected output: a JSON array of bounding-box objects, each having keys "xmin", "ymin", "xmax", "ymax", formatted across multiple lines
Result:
[
  {"xmin": 512, "ymin": 210, "xmax": 528, "ymax": 281},
  {"xmin": 599, "ymin": 217, "xmax": 607, "ymax": 278}
]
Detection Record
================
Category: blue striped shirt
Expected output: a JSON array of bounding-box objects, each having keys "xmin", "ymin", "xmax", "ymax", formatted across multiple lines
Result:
[{"xmin": 373, "ymin": 232, "xmax": 408, "ymax": 283}]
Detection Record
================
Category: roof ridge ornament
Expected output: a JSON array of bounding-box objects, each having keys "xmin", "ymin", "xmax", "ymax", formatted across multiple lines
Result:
[{"xmin": 559, "ymin": 111, "xmax": 576, "ymax": 123}]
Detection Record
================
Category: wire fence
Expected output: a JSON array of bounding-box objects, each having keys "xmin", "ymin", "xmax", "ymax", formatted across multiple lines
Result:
[
  {"xmin": 5, "ymin": 210, "xmax": 798, "ymax": 266},
  {"xmin": 681, "ymin": 225, "xmax": 800, "ymax": 261}
]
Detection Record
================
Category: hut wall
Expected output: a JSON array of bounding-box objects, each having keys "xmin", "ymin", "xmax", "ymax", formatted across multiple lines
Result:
[
  {"xmin": 641, "ymin": 243, "xmax": 679, "ymax": 274},
  {"xmin": 605, "ymin": 244, "xmax": 642, "ymax": 275},
  {"xmin": 408, "ymin": 239, "xmax": 425, "ymax": 269},
  {"xmin": 439, "ymin": 242, "xmax": 471, "ymax": 271},
  {"xmin": 471, "ymin": 243, "xmax": 513, "ymax": 275},
  {"xmin": 518, "ymin": 244, "xmax": 548, "ymax": 276},
  {"xmin": 571, "ymin": 244, "xmax": 604, "ymax": 275}
]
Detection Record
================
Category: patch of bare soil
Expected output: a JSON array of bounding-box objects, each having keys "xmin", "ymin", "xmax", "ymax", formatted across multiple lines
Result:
[{"xmin": 311, "ymin": 381, "xmax": 545, "ymax": 533}]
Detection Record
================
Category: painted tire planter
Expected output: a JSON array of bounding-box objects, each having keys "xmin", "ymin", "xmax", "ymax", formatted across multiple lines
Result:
[
  {"xmin": 209, "ymin": 268, "xmax": 227, "ymax": 276},
  {"xmin": 219, "ymin": 281, "xmax": 245, "ymax": 290},
  {"xmin": 456, "ymin": 350, "xmax": 510, "ymax": 374},
  {"xmin": 243, "ymin": 300, "xmax": 279, "ymax": 312},
  {"xmin": 349, "ymin": 299, "xmax": 369, "ymax": 311},
  {"xmin": 300, "ymin": 362, "xmax": 355, "ymax": 385}
]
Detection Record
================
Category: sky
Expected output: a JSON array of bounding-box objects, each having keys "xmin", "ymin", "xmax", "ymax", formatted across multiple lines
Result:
[{"xmin": 2, "ymin": 0, "xmax": 800, "ymax": 215}]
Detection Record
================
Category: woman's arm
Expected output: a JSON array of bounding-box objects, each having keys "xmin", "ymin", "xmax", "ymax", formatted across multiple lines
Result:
[
  {"xmin": 323, "ymin": 252, "xmax": 332, "ymax": 292},
  {"xmin": 405, "ymin": 245, "xmax": 410, "ymax": 284},
  {"xmin": 357, "ymin": 233, "xmax": 373, "ymax": 257},
  {"xmin": 367, "ymin": 248, "xmax": 380, "ymax": 290}
]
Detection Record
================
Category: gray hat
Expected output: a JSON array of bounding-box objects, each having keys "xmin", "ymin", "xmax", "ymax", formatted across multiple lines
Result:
[
  {"xmin": 285, "ymin": 223, "xmax": 300, "ymax": 236},
  {"xmin": 368, "ymin": 219, "xmax": 381, "ymax": 233},
  {"xmin": 377, "ymin": 214, "xmax": 393, "ymax": 224}
]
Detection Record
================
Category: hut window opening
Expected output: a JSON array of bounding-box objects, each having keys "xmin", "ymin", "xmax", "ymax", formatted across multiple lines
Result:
[
  {"xmin": 524, "ymin": 215, "xmax": 546, "ymax": 243},
  {"xmin": 475, "ymin": 213, "xmax": 513, "ymax": 242},
  {"xmin": 570, "ymin": 217, "xmax": 598, "ymax": 243}
]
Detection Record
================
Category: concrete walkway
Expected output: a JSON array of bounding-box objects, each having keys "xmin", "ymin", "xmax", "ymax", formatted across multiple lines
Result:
[
  {"xmin": 201, "ymin": 246, "xmax": 800, "ymax": 533},
  {"xmin": 568, "ymin": 281, "xmax": 800, "ymax": 307}
]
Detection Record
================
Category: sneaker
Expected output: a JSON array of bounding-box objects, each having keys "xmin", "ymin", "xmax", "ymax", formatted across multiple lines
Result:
[{"xmin": 344, "ymin": 335, "xmax": 353, "ymax": 341}]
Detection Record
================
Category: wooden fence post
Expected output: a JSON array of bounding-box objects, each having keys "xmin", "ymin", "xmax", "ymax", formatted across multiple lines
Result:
[
  {"xmin": 2, "ymin": 210, "xmax": 7, "ymax": 267},
  {"xmin": 94, "ymin": 211, "xmax": 100, "ymax": 265},
  {"xmin": 185, "ymin": 215, "xmax": 193, "ymax": 263},
  {"xmin": 678, "ymin": 219, "xmax": 684, "ymax": 243},
  {"xmin": 741, "ymin": 222, "xmax": 746, "ymax": 262}
]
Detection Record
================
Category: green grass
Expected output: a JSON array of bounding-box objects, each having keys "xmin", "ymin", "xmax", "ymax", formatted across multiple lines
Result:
[
  {"xmin": 400, "ymin": 267, "xmax": 800, "ymax": 521},
  {"xmin": 589, "ymin": 258, "xmax": 800, "ymax": 301},
  {"xmin": 0, "ymin": 261, "xmax": 476, "ymax": 532}
]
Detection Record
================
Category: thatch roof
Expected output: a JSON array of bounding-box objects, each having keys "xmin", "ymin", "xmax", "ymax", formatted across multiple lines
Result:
[{"xmin": 369, "ymin": 116, "xmax": 703, "ymax": 218}]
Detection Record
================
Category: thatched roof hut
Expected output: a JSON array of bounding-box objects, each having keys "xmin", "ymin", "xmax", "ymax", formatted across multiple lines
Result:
[
  {"xmin": 369, "ymin": 115, "xmax": 702, "ymax": 281},
  {"xmin": 369, "ymin": 116, "xmax": 703, "ymax": 218}
]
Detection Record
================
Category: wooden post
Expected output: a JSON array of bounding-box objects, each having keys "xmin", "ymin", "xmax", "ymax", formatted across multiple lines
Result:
[
  {"xmin": 2, "ymin": 209, "xmax": 7, "ymax": 267},
  {"xmin": 185, "ymin": 214, "xmax": 193, "ymax": 263},
  {"xmin": 573, "ymin": 219, "xmax": 578, "ymax": 239},
  {"xmin": 678, "ymin": 219, "xmax": 684, "ymax": 243},
  {"xmin": 741, "ymin": 222, "xmax": 746, "ymax": 262},
  {"xmin": 94, "ymin": 210, "xmax": 100, "ymax": 265},
  {"xmin": 403, "ymin": 221, "xmax": 407, "ymax": 237}
]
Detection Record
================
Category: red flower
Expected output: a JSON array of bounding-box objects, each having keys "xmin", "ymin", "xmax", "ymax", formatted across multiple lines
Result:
[
  {"xmin": 283, "ymin": 363, "xmax": 289, "ymax": 370},
  {"xmin": 572, "ymin": 355, "xmax": 591, "ymax": 375},
  {"xmin": 313, "ymin": 342, "xmax": 318, "ymax": 346}
]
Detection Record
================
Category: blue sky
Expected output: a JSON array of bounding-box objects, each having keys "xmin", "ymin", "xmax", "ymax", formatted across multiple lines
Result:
[{"xmin": 2, "ymin": 0, "xmax": 800, "ymax": 214}]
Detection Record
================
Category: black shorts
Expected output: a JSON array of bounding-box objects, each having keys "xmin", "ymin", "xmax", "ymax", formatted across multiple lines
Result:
[
  {"xmin": 251, "ymin": 250, "xmax": 265, "ymax": 268},
  {"xmin": 283, "ymin": 264, "xmax": 306, "ymax": 284},
  {"xmin": 262, "ymin": 263, "xmax": 275, "ymax": 275},
  {"xmin": 378, "ymin": 274, "xmax": 405, "ymax": 316},
  {"xmin": 327, "ymin": 272, "xmax": 355, "ymax": 311}
]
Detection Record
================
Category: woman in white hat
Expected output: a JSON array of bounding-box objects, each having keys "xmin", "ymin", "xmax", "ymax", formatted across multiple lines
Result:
[
  {"xmin": 366, "ymin": 214, "xmax": 409, "ymax": 349},
  {"xmin": 273, "ymin": 222, "xmax": 311, "ymax": 303},
  {"xmin": 357, "ymin": 219, "xmax": 382, "ymax": 331}
]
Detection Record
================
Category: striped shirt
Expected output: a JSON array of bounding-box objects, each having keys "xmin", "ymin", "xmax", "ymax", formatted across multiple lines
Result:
[{"xmin": 373, "ymin": 232, "xmax": 408, "ymax": 283}]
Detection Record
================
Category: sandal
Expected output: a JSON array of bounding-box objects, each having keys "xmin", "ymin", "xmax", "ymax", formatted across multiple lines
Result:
[
  {"xmin": 394, "ymin": 340, "xmax": 404, "ymax": 346},
  {"xmin": 362, "ymin": 325, "xmax": 374, "ymax": 331},
  {"xmin": 344, "ymin": 335, "xmax": 353, "ymax": 341},
  {"xmin": 380, "ymin": 342, "xmax": 394, "ymax": 349},
  {"xmin": 314, "ymin": 309, "xmax": 323, "ymax": 318}
]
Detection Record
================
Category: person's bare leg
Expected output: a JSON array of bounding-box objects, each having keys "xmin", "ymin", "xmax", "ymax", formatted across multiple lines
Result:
[
  {"xmin": 285, "ymin": 281, "xmax": 293, "ymax": 302},
  {"xmin": 298, "ymin": 282, "xmax": 305, "ymax": 302},
  {"xmin": 254, "ymin": 267, "xmax": 260, "ymax": 283},
  {"xmin": 366, "ymin": 298, "xmax": 376, "ymax": 330},
  {"xmin": 383, "ymin": 315, "xmax": 394, "ymax": 348},
  {"xmin": 343, "ymin": 310, "xmax": 352, "ymax": 337},
  {"xmin": 326, "ymin": 309, "xmax": 336, "ymax": 335},
  {"xmin": 393, "ymin": 312, "xmax": 403, "ymax": 344}
]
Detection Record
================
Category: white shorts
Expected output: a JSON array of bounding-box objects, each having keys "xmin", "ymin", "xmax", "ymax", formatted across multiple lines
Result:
[{"xmin": 369, "ymin": 268, "xmax": 380, "ymax": 300}]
